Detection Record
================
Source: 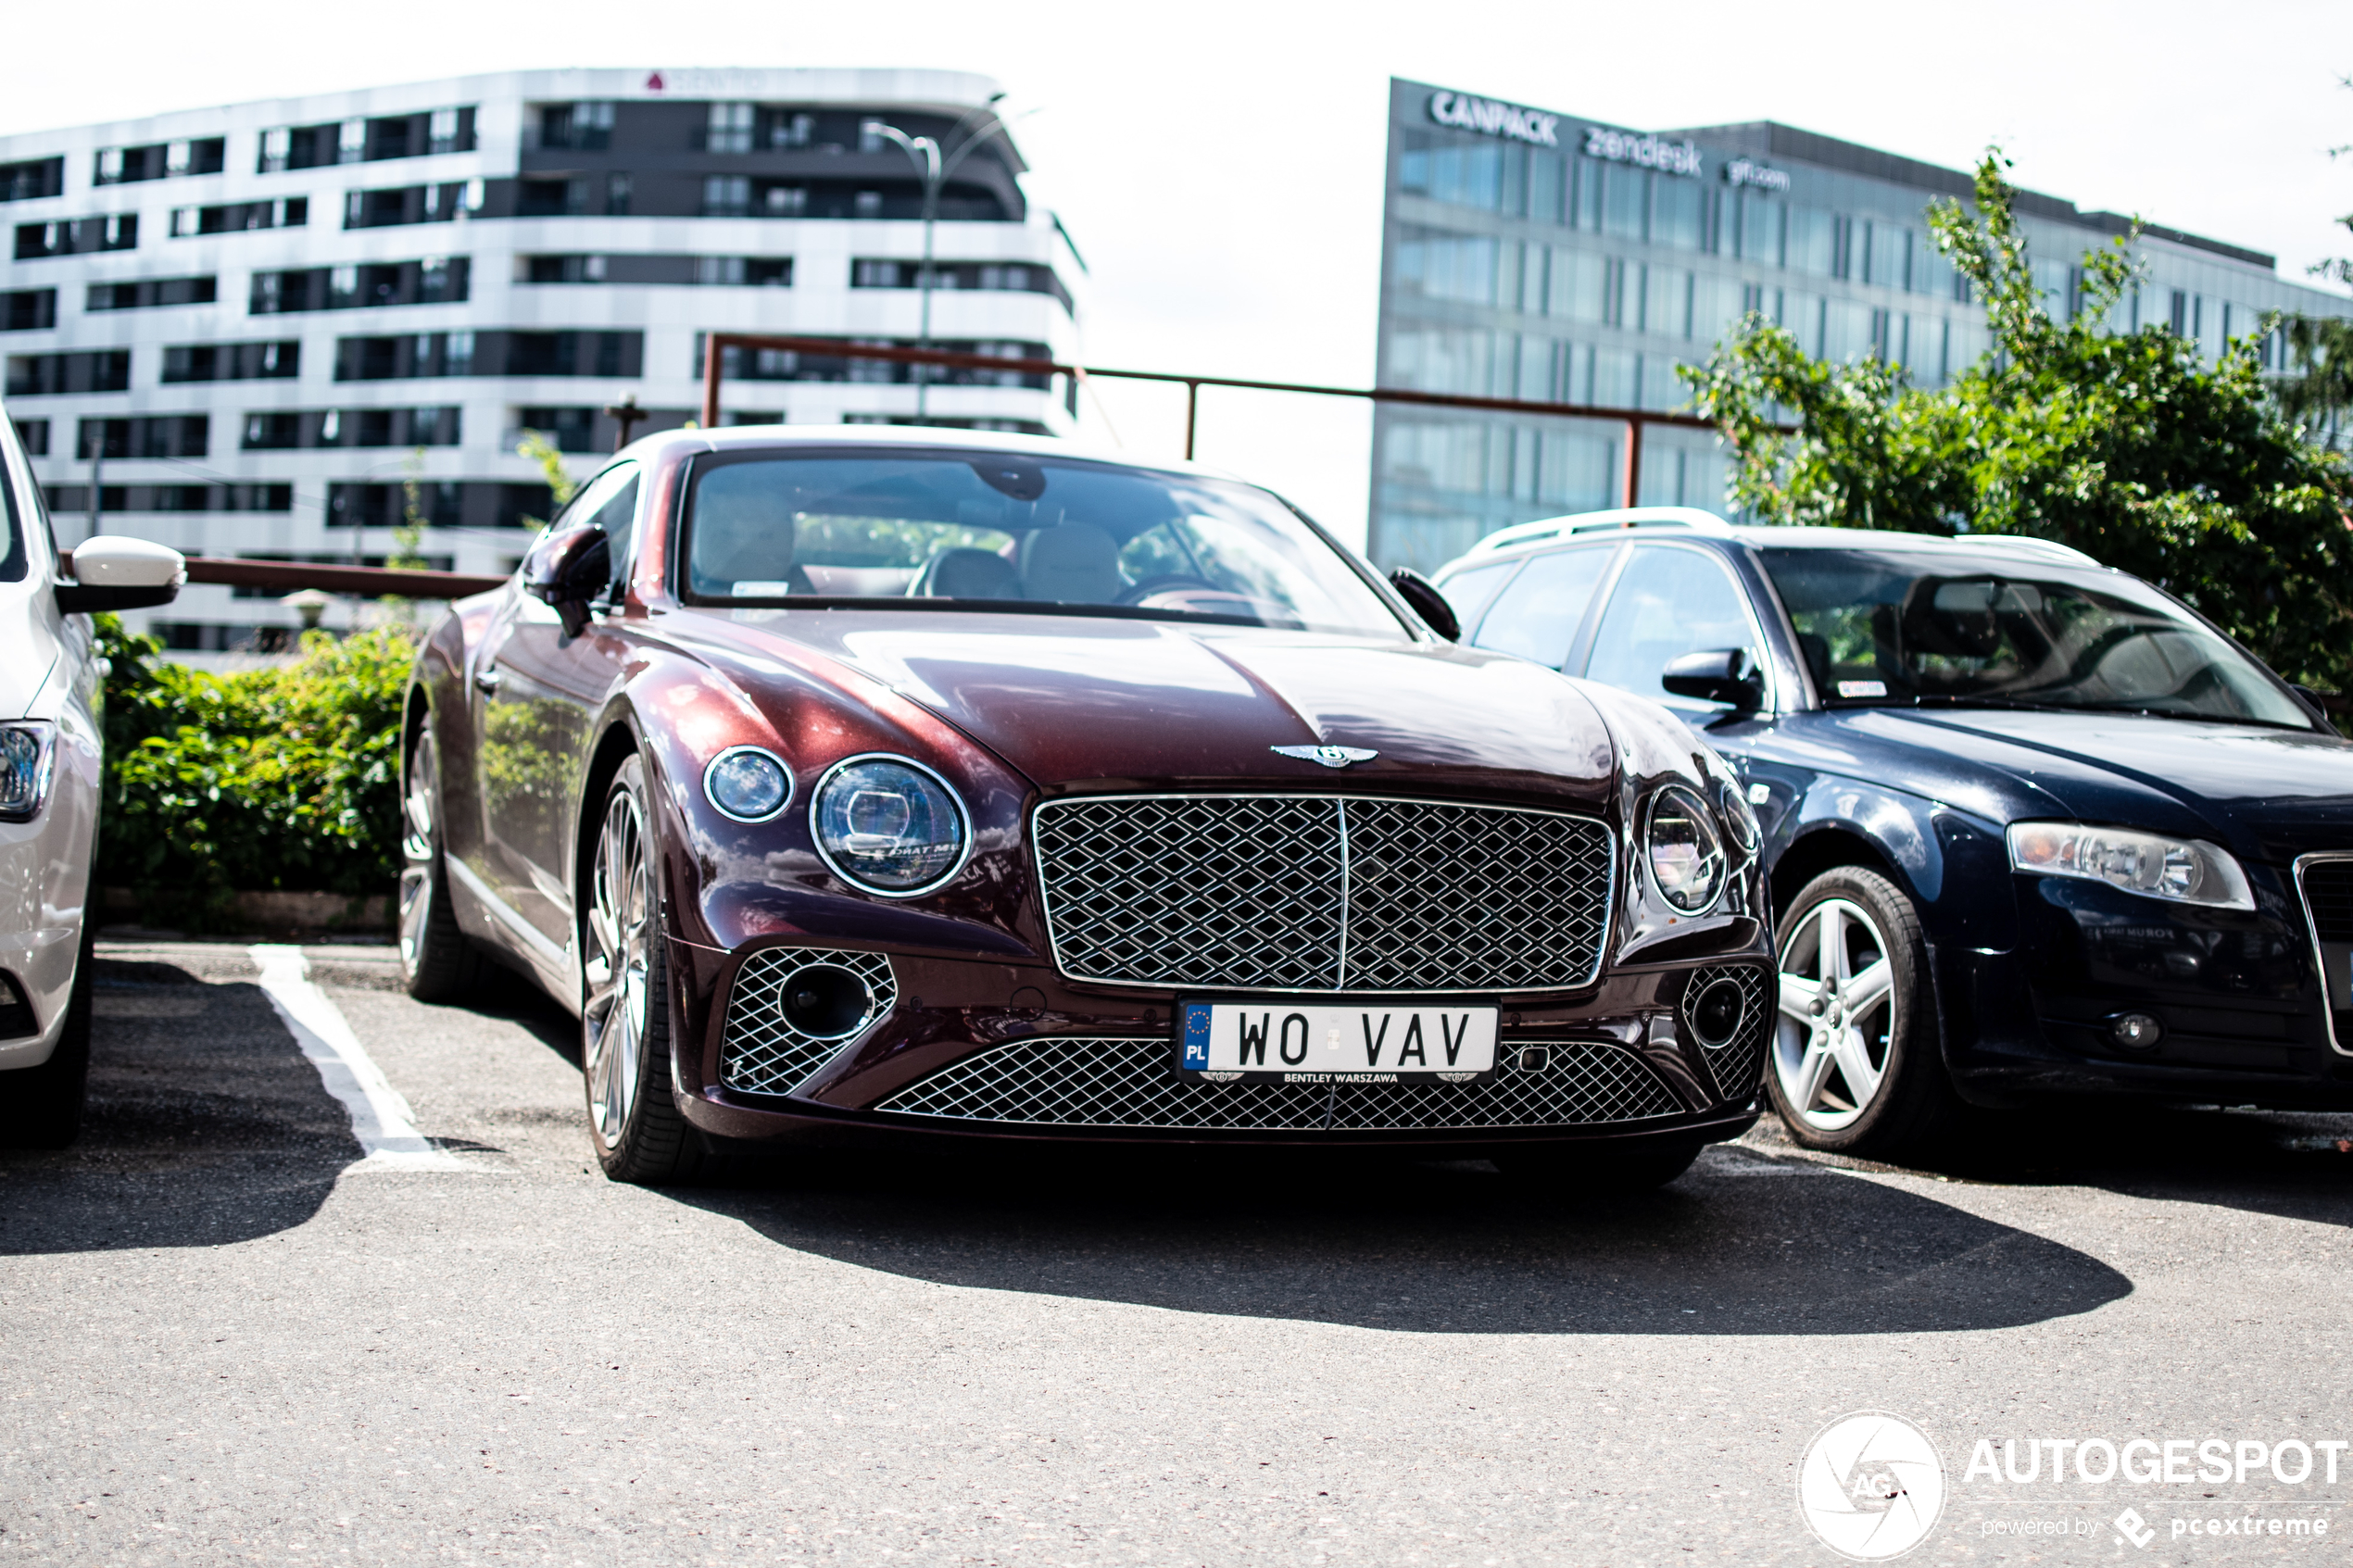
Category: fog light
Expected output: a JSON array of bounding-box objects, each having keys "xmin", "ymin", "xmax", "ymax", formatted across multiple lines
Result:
[
  {"xmin": 2108, "ymin": 1011, "xmax": 2163, "ymax": 1049},
  {"xmin": 1688, "ymin": 977, "xmax": 1747, "ymax": 1048},
  {"xmin": 778, "ymin": 962, "xmax": 876, "ymax": 1039}
]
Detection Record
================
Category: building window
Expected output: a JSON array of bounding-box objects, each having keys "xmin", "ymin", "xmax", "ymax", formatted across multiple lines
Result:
[
  {"xmin": 762, "ymin": 183, "xmax": 807, "ymax": 218},
  {"xmin": 523, "ymin": 254, "xmax": 607, "ymax": 283},
  {"xmin": 6, "ymin": 351, "xmax": 132, "ymax": 396},
  {"xmin": 1, "ymin": 289, "xmax": 57, "ymax": 332},
  {"xmin": 538, "ymin": 102, "xmax": 613, "ymax": 152},
  {"xmin": 521, "ymin": 179, "xmax": 591, "ymax": 218},
  {"xmin": 764, "ymin": 110, "xmax": 815, "ymax": 150},
  {"xmin": 15, "ymin": 419, "xmax": 47, "ymax": 455},
  {"xmin": 76, "ymin": 415, "xmax": 209, "ymax": 459},
  {"xmin": 94, "ymin": 138, "xmax": 225, "ymax": 185},
  {"xmin": 854, "ymin": 190, "xmax": 885, "ymax": 220},
  {"xmin": 161, "ymin": 341, "xmax": 299, "ymax": 383},
  {"xmin": 703, "ymin": 176, "xmax": 750, "ymax": 218},
  {"xmin": 0, "ymin": 157, "xmax": 65, "ymax": 203},
  {"xmin": 169, "ymin": 198, "xmax": 305, "ymax": 238},
  {"xmin": 707, "ymin": 102, "xmax": 755, "ymax": 154},
  {"xmin": 14, "ymin": 215, "xmax": 137, "ymax": 259},
  {"xmin": 606, "ymin": 174, "xmax": 632, "ymax": 217}
]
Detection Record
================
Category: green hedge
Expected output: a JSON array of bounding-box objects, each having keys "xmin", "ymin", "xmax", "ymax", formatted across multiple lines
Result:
[{"xmin": 95, "ymin": 618, "xmax": 415, "ymax": 929}]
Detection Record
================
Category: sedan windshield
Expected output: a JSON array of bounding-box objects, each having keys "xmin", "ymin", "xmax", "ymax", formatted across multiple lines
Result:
[
  {"xmin": 682, "ymin": 449, "xmax": 1403, "ymax": 635},
  {"xmin": 1758, "ymin": 546, "xmax": 2312, "ymax": 729}
]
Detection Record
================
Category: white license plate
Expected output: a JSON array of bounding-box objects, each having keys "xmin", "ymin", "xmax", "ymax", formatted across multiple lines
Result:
[{"xmin": 1178, "ymin": 1001, "xmax": 1498, "ymax": 1080}]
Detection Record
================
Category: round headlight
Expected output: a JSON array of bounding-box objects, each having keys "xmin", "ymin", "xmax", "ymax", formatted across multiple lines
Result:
[
  {"xmin": 704, "ymin": 746, "xmax": 793, "ymax": 822},
  {"xmin": 1646, "ymin": 784, "xmax": 1727, "ymax": 914},
  {"xmin": 811, "ymin": 755, "xmax": 970, "ymax": 896}
]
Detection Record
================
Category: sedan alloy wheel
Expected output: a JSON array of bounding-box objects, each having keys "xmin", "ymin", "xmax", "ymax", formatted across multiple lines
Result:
[{"xmin": 1772, "ymin": 897, "xmax": 1896, "ymax": 1133}]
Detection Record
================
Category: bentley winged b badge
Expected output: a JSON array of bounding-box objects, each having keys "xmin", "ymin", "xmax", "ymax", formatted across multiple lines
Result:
[{"xmin": 1271, "ymin": 745, "xmax": 1379, "ymax": 769}]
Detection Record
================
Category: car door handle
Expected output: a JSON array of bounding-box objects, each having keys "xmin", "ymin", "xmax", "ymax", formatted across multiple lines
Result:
[{"xmin": 473, "ymin": 666, "xmax": 502, "ymax": 694}]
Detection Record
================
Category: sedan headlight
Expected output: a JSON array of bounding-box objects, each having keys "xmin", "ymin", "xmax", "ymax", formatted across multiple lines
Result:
[
  {"xmin": 703, "ymin": 746, "xmax": 793, "ymax": 822},
  {"xmin": 811, "ymin": 754, "xmax": 970, "ymax": 897},
  {"xmin": 2006, "ymin": 821, "xmax": 2254, "ymax": 910},
  {"xmin": 0, "ymin": 723, "xmax": 56, "ymax": 823},
  {"xmin": 1645, "ymin": 784, "xmax": 1727, "ymax": 915}
]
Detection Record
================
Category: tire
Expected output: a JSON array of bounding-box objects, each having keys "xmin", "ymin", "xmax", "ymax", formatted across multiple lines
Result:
[
  {"xmin": 581, "ymin": 754, "xmax": 709, "ymax": 1185},
  {"xmin": 397, "ymin": 721, "xmax": 486, "ymax": 1003},
  {"xmin": 1765, "ymin": 866, "xmax": 1964, "ymax": 1160},
  {"xmin": 1498, "ymin": 1135, "xmax": 1705, "ymax": 1196},
  {"xmin": 0, "ymin": 920, "xmax": 94, "ymax": 1149}
]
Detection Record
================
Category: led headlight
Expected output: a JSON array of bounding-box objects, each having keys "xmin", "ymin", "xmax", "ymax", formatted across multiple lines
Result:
[
  {"xmin": 2006, "ymin": 821, "xmax": 2254, "ymax": 910},
  {"xmin": 811, "ymin": 754, "xmax": 970, "ymax": 897},
  {"xmin": 1645, "ymin": 784, "xmax": 1727, "ymax": 914},
  {"xmin": 703, "ymin": 746, "xmax": 793, "ymax": 822},
  {"xmin": 0, "ymin": 723, "xmax": 57, "ymax": 823}
]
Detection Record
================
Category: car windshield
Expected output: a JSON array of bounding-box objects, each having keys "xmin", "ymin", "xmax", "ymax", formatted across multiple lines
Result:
[
  {"xmin": 681, "ymin": 449, "xmax": 1403, "ymax": 635},
  {"xmin": 1758, "ymin": 546, "xmax": 2312, "ymax": 729}
]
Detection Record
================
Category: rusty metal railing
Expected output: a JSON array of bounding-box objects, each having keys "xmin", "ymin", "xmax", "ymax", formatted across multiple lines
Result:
[{"xmin": 698, "ymin": 332, "xmax": 1738, "ymax": 510}]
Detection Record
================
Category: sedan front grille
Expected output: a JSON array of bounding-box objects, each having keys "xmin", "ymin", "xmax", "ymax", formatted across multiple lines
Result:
[
  {"xmin": 2299, "ymin": 858, "xmax": 2353, "ymax": 943},
  {"xmin": 873, "ymin": 1035, "xmax": 1682, "ymax": 1131},
  {"xmin": 1687, "ymin": 964, "xmax": 1770, "ymax": 1103},
  {"xmin": 719, "ymin": 947, "xmax": 898, "ymax": 1097},
  {"xmin": 1032, "ymin": 795, "xmax": 1613, "ymax": 993}
]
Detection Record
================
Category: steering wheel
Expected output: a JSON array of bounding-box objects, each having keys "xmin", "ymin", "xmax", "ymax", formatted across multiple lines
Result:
[{"xmin": 1115, "ymin": 574, "xmax": 1222, "ymax": 607}]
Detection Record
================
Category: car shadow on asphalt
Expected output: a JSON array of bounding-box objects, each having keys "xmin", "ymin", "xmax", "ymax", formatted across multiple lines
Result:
[
  {"xmin": 664, "ymin": 1141, "xmax": 2133, "ymax": 1336},
  {"xmin": 0, "ymin": 959, "xmax": 359, "ymax": 1256}
]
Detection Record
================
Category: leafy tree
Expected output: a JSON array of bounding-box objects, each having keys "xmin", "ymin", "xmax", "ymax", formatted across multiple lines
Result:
[
  {"xmin": 514, "ymin": 428, "xmax": 580, "ymax": 533},
  {"xmin": 2279, "ymin": 76, "xmax": 2353, "ymax": 441},
  {"xmin": 1681, "ymin": 150, "xmax": 2353, "ymax": 691}
]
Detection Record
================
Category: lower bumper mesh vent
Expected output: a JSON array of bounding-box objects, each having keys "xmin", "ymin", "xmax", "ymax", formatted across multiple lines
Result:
[
  {"xmin": 873, "ymin": 1036, "xmax": 1683, "ymax": 1131},
  {"xmin": 719, "ymin": 947, "xmax": 898, "ymax": 1097},
  {"xmin": 1688, "ymin": 964, "xmax": 1770, "ymax": 1103}
]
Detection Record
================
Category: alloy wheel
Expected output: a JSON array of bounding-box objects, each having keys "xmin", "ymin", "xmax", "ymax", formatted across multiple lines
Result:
[
  {"xmin": 583, "ymin": 781, "xmax": 652, "ymax": 1148},
  {"xmin": 1771, "ymin": 897, "xmax": 1898, "ymax": 1134},
  {"xmin": 397, "ymin": 732, "xmax": 439, "ymax": 976}
]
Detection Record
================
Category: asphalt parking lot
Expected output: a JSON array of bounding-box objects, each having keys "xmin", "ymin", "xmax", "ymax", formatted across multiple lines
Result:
[{"xmin": 6, "ymin": 941, "xmax": 2353, "ymax": 1566}]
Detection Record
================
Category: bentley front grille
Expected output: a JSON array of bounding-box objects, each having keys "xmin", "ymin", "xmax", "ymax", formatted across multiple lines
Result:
[
  {"xmin": 1686, "ymin": 963, "xmax": 1770, "ymax": 1104},
  {"xmin": 873, "ymin": 1035, "xmax": 1683, "ymax": 1132},
  {"xmin": 1031, "ymin": 795, "xmax": 1613, "ymax": 993},
  {"xmin": 718, "ymin": 947, "xmax": 899, "ymax": 1097}
]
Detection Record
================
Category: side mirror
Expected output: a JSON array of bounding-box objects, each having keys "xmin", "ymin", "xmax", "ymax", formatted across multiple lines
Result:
[
  {"xmin": 1662, "ymin": 647, "xmax": 1765, "ymax": 712},
  {"xmin": 57, "ymin": 535, "xmax": 186, "ymax": 614},
  {"xmin": 1388, "ymin": 567, "xmax": 1461, "ymax": 642},
  {"xmin": 521, "ymin": 525, "xmax": 610, "ymax": 637}
]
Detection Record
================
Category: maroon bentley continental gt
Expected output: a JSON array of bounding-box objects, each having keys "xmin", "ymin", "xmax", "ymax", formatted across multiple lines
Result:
[{"xmin": 397, "ymin": 426, "xmax": 1772, "ymax": 1186}]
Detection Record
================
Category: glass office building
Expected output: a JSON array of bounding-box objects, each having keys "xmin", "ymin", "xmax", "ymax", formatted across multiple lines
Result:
[{"xmin": 1371, "ymin": 77, "xmax": 2353, "ymax": 572}]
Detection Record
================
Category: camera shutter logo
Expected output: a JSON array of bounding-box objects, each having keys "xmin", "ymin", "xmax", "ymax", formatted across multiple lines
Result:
[{"xmin": 1797, "ymin": 1411, "xmax": 1946, "ymax": 1560}]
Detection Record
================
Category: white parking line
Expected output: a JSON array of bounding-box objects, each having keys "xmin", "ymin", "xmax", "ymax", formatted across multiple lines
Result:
[{"xmin": 248, "ymin": 944, "xmax": 463, "ymax": 1172}]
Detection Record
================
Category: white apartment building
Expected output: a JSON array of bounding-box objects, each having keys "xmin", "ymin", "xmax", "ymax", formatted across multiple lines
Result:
[{"xmin": 0, "ymin": 68, "xmax": 1085, "ymax": 647}]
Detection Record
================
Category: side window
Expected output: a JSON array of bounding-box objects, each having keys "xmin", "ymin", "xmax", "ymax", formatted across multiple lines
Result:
[
  {"xmin": 1435, "ymin": 559, "xmax": 1517, "ymax": 636},
  {"xmin": 1581, "ymin": 544, "xmax": 1762, "ymax": 706},
  {"xmin": 552, "ymin": 462, "xmax": 641, "ymax": 599},
  {"xmin": 1471, "ymin": 546, "xmax": 1615, "ymax": 669}
]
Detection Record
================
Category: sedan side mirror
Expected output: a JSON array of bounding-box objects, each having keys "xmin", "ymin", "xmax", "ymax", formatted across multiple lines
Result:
[
  {"xmin": 57, "ymin": 535, "xmax": 186, "ymax": 614},
  {"xmin": 522, "ymin": 524, "xmax": 610, "ymax": 637},
  {"xmin": 1661, "ymin": 647, "xmax": 1765, "ymax": 712},
  {"xmin": 1389, "ymin": 568, "xmax": 1461, "ymax": 642}
]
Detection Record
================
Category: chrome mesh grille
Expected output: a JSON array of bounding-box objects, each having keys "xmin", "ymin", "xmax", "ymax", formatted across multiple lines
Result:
[
  {"xmin": 1033, "ymin": 795, "xmax": 1612, "ymax": 993},
  {"xmin": 719, "ymin": 947, "xmax": 898, "ymax": 1097},
  {"xmin": 1688, "ymin": 964, "xmax": 1769, "ymax": 1104},
  {"xmin": 873, "ymin": 1036, "xmax": 1682, "ymax": 1131}
]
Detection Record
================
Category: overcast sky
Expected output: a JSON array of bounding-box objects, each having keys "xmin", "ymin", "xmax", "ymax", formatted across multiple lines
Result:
[{"xmin": 8, "ymin": 0, "xmax": 2348, "ymax": 547}]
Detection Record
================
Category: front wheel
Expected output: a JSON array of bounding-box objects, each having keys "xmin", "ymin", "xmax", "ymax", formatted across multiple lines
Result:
[
  {"xmin": 397, "ymin": 722, "xmax": 486, "ymax": 1003},
  {"xmin": 0, "ymin": 922, "xmax": 94, "ymax": 1148},
  {"xmin": 1766, "ymin": 866, "xmax": 1962, "ymax": 1160},
  {"xmin": 581, "ymin": 754, "xmax": 707, "ymax": 1185}
]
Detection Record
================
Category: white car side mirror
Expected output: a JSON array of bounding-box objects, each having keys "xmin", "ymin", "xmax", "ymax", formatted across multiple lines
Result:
[{"xmin": 57, "ymin": 535, "xmax": 186, "ymax": 613}]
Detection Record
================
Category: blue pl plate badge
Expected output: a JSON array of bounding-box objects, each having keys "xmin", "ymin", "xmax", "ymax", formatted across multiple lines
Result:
[{"xmin": 1180, "ymin": 1002, "xmax": 1214, "ymax": 1070}]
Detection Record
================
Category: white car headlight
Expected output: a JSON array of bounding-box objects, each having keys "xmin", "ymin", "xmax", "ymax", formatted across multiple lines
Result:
[
  {"xmin": 811, "ymin": 755, "xmax": 970, "ymax": 897},
  {"xmin": 703, "ymin": 746, "xmax": 793, "ymax": 822},
  {"xmin": 0, "ymin": 723, "xmax": 57, "ymax": 823},
  {"xmin": 1645, "ymin": 784, "xmax": 1727, "ymax": 915},
  {"xmin": 2006, "ymin": 822, "xmax": 2254, "ymax": 910}
]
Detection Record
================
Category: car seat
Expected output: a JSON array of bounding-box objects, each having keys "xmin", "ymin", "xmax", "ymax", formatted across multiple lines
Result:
[
  {"xmin": 691, "ymin": 479, "xmax": 812, "ymax": 596},
  {"xmin": 1018, "ymin": 523, "xmax": 1123, "ymax": 604}
]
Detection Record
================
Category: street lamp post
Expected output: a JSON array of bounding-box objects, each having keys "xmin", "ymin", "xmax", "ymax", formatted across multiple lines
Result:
[{"xmin": 863, "ymin": 94, "xmax": 1010, "ymax": 422}]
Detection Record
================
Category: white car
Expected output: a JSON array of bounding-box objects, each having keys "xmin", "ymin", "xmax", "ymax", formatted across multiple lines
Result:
[{"xmin": 0, "ymin": 408, "xmax": 185, "ymax": 1147}]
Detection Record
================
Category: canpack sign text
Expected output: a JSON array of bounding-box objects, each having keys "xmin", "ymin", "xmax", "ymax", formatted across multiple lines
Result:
[{"xmin": 1425, "ymin": 91, "xmax": 1560, "ymax": 148}]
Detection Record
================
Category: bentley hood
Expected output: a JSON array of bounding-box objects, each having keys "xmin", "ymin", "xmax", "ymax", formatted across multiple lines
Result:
[{"xmin": 726, "ymin": 611, "xmax": 1621, "ymax": 807}]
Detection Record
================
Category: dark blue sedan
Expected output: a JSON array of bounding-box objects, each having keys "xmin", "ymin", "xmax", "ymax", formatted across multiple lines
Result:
[{"xmin": 1431, "ymin": 508, "xmax": 2353, "ymax": 1160}]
